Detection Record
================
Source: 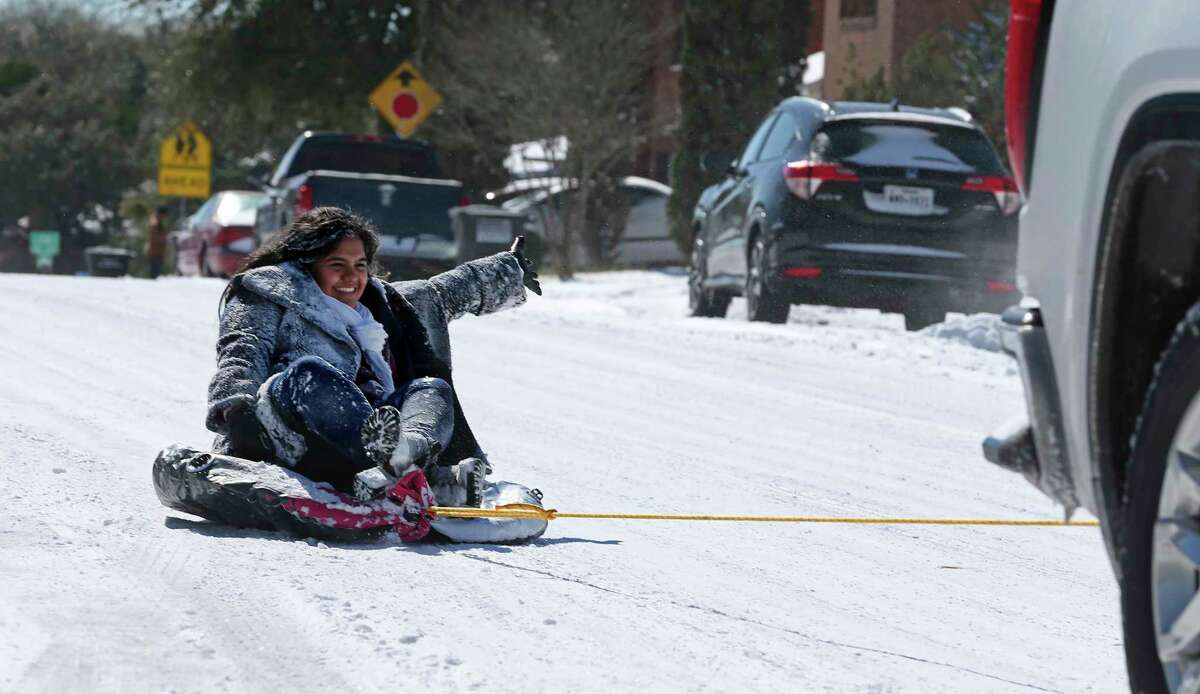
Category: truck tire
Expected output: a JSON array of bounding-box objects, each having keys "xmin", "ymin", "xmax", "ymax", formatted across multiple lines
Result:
[
  {"xmin": 1123, "ymin": 302, "xmax": 1200, "ymax": 694},
  {"xmin": 904, "ymin": 308, "xmax": 945, "ymax": 331}
]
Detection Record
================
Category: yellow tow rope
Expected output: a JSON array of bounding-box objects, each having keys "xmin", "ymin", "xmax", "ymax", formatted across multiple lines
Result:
[{"xmin": 428, "ymin": 504, "xmax": 1100, "ymax": 527}]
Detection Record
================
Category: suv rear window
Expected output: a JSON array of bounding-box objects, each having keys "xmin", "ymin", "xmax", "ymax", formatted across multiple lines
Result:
[
  {"xmin": 811, "ymin": 120, "xmax": 1004, "ymax": 173},
  {"xmin": 288, "ymin": 141, "xmax": 442, "ymax": 179}
]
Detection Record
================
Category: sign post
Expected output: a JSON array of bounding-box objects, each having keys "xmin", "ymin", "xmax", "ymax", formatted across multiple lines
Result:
[
  {"xmin": 369, "ymin": 61, "xmax": 443, "ymax": 137},
  {"xmin": 158, "ymin": 120, "xmax": 212, "ymax": 199},
  {"xmin": 28, "ymin": 230, "xmax": 61, "ymax": 271}
]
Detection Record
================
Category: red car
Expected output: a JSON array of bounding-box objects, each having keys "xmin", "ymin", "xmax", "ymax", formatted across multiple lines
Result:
[{"xmin": 172, "ymin": 190, "xmax": 265, "ymax": 277}]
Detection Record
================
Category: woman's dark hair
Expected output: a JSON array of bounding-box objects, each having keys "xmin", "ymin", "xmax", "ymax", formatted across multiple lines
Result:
[{"xmin": 220, "ymin": 206, "xmax": 383, "ymax": 309}]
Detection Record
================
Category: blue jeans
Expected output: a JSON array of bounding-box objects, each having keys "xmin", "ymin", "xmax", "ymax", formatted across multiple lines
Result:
[{"xmin": 265, "ymin": 356, "xmax": 454, "ymax": 490}]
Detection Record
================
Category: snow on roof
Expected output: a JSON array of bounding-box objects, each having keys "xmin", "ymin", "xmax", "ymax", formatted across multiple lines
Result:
[{"xmin": 504, "ymin": 137, "xmax": 569, "ymax": 178}]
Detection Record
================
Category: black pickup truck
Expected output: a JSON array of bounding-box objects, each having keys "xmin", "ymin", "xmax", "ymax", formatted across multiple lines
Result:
[{"xmin": 255, "ymin": 132, "xmax": 471, "ymax": 272}]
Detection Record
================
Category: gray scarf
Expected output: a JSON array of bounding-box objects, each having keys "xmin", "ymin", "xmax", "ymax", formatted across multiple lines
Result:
[{"xmin": 319, "ymin": 293, "xmax": 396, "ymax": 399}]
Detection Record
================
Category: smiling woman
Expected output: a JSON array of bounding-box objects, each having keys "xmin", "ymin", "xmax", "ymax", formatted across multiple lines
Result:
[{"xmin": 205, "ymin": 207, "xmax": 538, "ymax": 526}]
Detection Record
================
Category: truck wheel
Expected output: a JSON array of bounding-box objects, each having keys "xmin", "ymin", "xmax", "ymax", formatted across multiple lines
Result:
[
  {"xmin": 688, "ymin": 239, "xmax": 729, "ymax": 318},
  {"xmin": 746, "ymin": 234, "xmax": 788, "ymax": 324},
  {"xmin": 903, "ymin": 309, "xmax": 944, "ymax": 331},
  {"xmin": 1123, "ymin": 303, "xmax": 1200, "ymax": 694}
]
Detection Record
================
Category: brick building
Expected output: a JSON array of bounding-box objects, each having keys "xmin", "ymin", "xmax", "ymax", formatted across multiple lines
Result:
[{"xmin": 821, "ymin": 0, "xmax": 976, "ymax": 101}]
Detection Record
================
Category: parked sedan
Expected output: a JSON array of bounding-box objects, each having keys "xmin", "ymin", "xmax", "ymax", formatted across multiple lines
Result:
[
  {"xmin": 173, "ymin": 190, "xmax": 265, "ymax": 277},
  {"xmin": 689, "ymin": 97, "xmax": 1019, "ymax": 329},
  {"xmin": 498, "ymin": 176, "xmax": 684, "ymax": 268}
]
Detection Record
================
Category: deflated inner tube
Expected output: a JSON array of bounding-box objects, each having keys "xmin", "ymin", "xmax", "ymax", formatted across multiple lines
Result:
[
  {"xmin": 153, "ymin": 444, "xmax": 403, "ymax": 542},
  {"xmin": 429, "ymin": 482, "xmax": 548, "ymax": 544}
]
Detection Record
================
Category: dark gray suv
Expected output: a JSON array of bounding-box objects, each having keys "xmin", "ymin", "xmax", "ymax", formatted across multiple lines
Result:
[{"xmin": 688, "ymin": 97, "xmax": 1019, "ymax": 329}]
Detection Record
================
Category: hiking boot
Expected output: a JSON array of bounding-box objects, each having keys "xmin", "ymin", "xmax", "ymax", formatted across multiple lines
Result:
[
  {"xmin": 459, "ymin": 458, "xmax": 487, "ymax": 508},
  {"xmin": 360, "ymin": 406, "xmax": 440, "ymax": 476},
  {"xmin": 426, "ymin": 458, "xmax": 487, "ymax": 508}
]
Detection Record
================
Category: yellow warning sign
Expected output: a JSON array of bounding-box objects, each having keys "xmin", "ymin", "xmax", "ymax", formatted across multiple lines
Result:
[
  {"xmin": 158, "ymin": 120, "xmax": 212, "ymax": 199},
  {"xmin": 369, "ymin": 61, "xmax": 442, "ymax": 138}
]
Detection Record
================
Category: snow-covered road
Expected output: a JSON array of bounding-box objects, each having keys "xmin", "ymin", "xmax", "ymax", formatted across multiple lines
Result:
[{"xmin": 0, "ymin": 270, "xmax": 1123, "ymax": 692}]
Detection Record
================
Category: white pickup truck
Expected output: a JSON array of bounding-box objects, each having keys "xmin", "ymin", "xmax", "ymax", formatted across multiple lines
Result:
[{"xmin": 982, "ymin": 1, "xmax": 1200, "ymax": 690}]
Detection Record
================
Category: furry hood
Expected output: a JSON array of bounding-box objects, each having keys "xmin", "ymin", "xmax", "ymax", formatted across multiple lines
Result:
[{"xmin": 236, "ymin": 260, "xmax": 390, "ymax": 349}]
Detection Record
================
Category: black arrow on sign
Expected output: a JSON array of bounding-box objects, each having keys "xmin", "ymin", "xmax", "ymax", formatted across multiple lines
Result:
[{"xmin": 397, "ymin": 69, "xmax": 415, "ymax": 86}]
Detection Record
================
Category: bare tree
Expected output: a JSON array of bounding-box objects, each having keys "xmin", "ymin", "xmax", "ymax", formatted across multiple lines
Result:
[{"xmin": 420, "ymin": 0, "xmax": 661, "ymax": 277}]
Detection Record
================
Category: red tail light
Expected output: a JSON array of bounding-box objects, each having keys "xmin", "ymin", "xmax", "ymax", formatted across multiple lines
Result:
[
  {"xmin": 352, "ymin": 133, "xmax": 384, "ymax": 143},
  {"xmin": 458, "ymin": 193, "xmax": 472, "ymax": 207},
  {"xmin": 986, "ymin": 280, "xmax": 1017, "ymax": 293},
  {"xmin": 295, "ymin": 183, "xmax": 314, "ymax": 216},
  {"xmin": 962, "ymin": 175, "xmax": 1021, "ymax": 215},
  {"xmin": 783, "ymin": 266, "xmax": 823, "ymax": 279},
  {"xmin": 784, "ymin": 161, "xmax": 859, "ymax": 199},
  {"xmin": 213, "ymin": 225, "xmax": 254, "ymax": 247},
  {"xmin": 1005, "ymin": 0, "xmax": 1043, "ymax": 195}
]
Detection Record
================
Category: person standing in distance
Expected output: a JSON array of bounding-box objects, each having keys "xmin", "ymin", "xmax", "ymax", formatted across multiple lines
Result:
[{"xmin": 145, "ymin": 205, "xmax": 169, "ymax": 279}]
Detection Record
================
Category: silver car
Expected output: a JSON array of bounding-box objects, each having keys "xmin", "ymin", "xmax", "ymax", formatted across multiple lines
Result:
[
  {"xmin": 499, "ymin": 176, "xmax": 684, "ymax": 268},
  {"xmin": 982, "ymin": 1, "xmax": 1200, "ymax": 690}
]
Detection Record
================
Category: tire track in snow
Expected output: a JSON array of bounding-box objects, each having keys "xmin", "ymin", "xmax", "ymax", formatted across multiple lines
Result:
[{"xmin": 459, "ymin": 553, "xmax": 1059, "ymax": 692}]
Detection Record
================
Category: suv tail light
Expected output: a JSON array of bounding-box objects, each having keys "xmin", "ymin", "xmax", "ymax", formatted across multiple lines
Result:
[
  {"xmin": 784, "ymin": 161, "xmax": 859, "ymax": 200},
  {"xmin": 962, "ymin": 175, "xmax": 1021, "ymax": 215},
  {"xmin": 295, "ymin": 183, "xmax": 314, "ymax": 216},
  {"xmin": 1005, "ymin": 0, "xmax": 1043, "ymax": 194}
]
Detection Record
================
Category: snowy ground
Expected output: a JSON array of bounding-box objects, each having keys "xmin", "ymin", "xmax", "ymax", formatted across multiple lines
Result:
[{"xmin": 0, "ymin": 269, "xmax": 1124, "ymax": 693}]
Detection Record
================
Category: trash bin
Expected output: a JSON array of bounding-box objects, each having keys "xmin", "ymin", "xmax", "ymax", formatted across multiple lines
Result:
[
  {"xmin": 449, "ymin": 205, "xmax": 540, "ymax": 264},
  {"xmin": 84, "ymin": 246, "xmax": 136, "ymax": 277}
]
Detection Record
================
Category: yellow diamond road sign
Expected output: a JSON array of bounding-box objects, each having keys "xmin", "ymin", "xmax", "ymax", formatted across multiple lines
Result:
[
  {"xmin": 158, "ymin": 120, "xmax": 212, "ymax": 199},
  {"xmin": 369, "ymin": 61, "xmax": 442, "ymax": 138}
]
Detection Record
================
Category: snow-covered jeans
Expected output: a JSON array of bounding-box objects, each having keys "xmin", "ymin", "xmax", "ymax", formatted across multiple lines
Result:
[{"xmin": 263, "ymin": 356, "xmax": 454, "ymax": 490}]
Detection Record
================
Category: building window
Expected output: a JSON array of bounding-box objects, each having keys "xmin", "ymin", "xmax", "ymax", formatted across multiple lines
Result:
[
  {"xmin": 839, "ymin": 0, "xmax": 877, "ymax": 18},
  {"xmin": 839, "ymin": 0, "xmax": 877, "ymax": 30}
]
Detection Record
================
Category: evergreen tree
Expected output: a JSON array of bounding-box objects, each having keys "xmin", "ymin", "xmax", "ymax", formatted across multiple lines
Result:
[
  {"xmin": 668, "ymin": 0, "xmax": 811, "ymax": 254},
  {"xmin": 840, "ymin": 0, "xmax": 1008, "ymax": 152},
  {"xmin": 951, "ymin": 0, "xmax": 1008, "ymax": 152},
  {"xmin": 0, "ymin": 3, "xmax": 149, "ymax": 265}
]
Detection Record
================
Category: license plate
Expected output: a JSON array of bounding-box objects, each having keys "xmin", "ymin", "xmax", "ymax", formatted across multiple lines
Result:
[
  {"xmin": 475, "ymin": 218, "xmax": 512, "ymax": 244},
  {"xmin": 881, "ymin": 185, "xmax": 935, "ymax": 214}
]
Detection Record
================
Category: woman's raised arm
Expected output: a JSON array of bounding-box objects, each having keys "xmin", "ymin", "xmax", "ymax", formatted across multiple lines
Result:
[{"xmin": 396, "ymin": 251, "xmax": 528, "ymax": 325}]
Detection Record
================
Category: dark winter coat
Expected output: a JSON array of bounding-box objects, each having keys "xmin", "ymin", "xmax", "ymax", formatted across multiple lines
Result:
[
  {"xmin": 206, "ymin": 252, "xmax": 527, "ymax": 465},
  {"xmin": 144, "ymin": 216, "xmax": 167, "ymax": 258}
]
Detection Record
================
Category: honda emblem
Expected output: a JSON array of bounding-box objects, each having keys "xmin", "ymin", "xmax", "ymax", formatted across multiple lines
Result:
[{"xmin": 905, "ymin": 168, "xmax": 919, "ymax": 180}]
